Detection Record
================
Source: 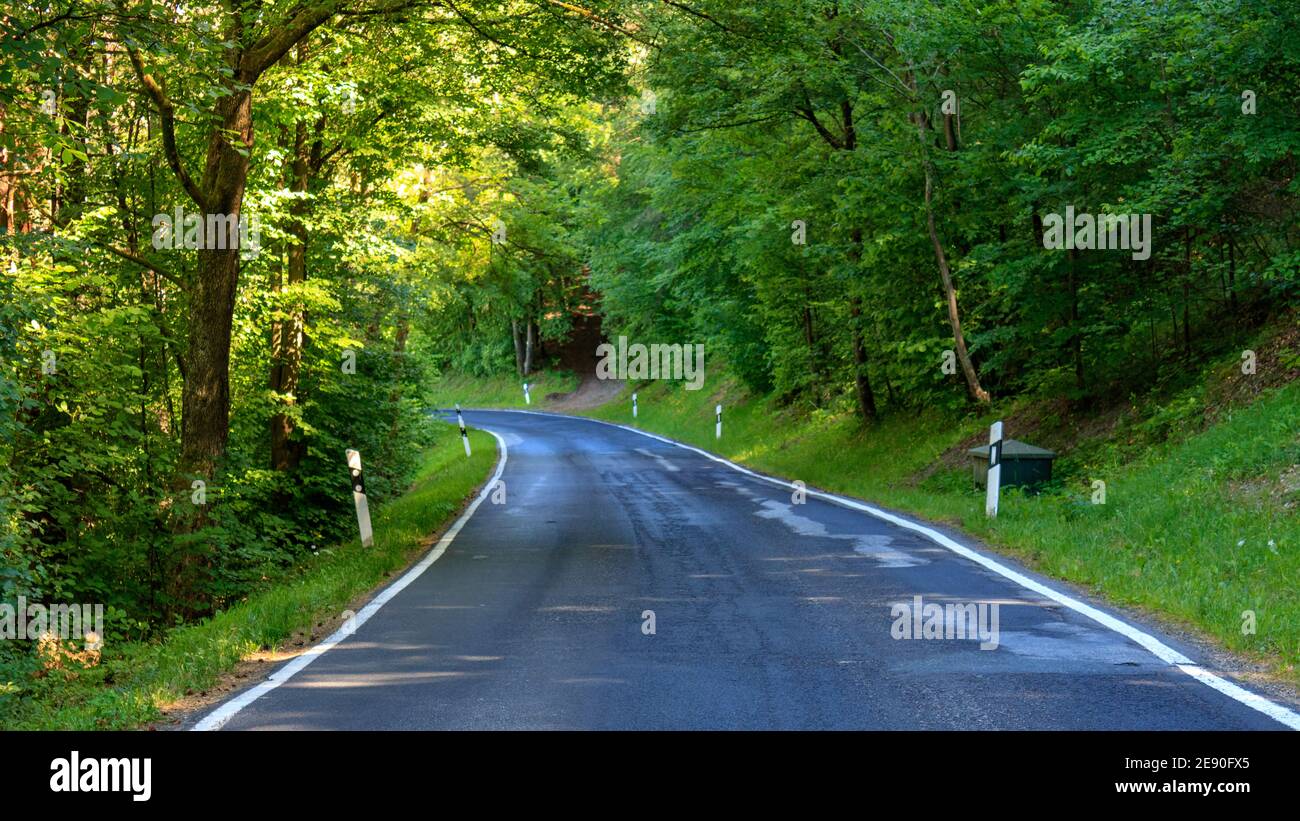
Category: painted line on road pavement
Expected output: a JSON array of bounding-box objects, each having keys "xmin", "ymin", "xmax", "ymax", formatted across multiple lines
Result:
[
  {"xmin": 469, "ymin": 408, "xmax": 1300, "ymax": 731},
  {"xmin": 193, "ymin": 430, "xmax": 508, "ymax": 731}
]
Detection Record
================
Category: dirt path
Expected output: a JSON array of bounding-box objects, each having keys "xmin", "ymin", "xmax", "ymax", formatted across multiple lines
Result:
[
  {"xmin": 545, "ymin": 373, "xmax": 626, "ymax": 411},
  {"xmin": 538, "ymin": 311, "xmax": 627, "ymax": 411}
]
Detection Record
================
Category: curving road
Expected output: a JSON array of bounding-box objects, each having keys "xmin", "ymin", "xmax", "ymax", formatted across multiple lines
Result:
[{"xmin": 207, "ymin": 410, "xmax": 1295, "ymax": 730}]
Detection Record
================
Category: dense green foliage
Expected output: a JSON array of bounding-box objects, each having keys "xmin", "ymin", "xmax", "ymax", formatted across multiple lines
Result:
[
  {"xmin": 0, "ymin": 2, "xmax": 624, "ymax": 656},
  {"xmin": 582, "ymin": 0, "xmax": 1299, "ymax": 414},
  {"xmin": 415, "ymin": 0, "xmax": 1300, "ymax": 414}
]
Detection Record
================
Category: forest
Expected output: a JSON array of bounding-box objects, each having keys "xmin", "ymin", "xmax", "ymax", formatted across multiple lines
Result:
[{"xmin": 1, "ymin": 1, "xmax": 1298, "ymax": 724}]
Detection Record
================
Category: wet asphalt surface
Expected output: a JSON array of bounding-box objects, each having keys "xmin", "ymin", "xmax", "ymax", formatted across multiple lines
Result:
[{"xmin": 216, "ymin": 410, "xmax": 1289, "ymax": 730}]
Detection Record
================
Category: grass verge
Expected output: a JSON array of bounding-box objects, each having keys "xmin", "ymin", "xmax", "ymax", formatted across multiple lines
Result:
[
  {"xmin": 425, "ymin": 369, "xmax": 578, "ymax": 410},
  {"xmin": 0, "ymin": 421, "xmax": 497, "ymax": 730}
]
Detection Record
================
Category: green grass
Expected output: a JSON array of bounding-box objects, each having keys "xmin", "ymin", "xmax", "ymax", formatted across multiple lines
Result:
[
  {"xmin": 0, "ymin": 421, "xmax": 497, "ymax": 729},
  {"xmin": 425, "ymin": 369, "xmax": 579, "ymax": 410},
  {"xmin": 571, "ymin": 371, "xmax": 1300, "ymax": 687}
]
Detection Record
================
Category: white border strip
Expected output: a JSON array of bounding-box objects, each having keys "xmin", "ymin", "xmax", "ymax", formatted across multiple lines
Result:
[
  {"xmin": 193, "ymin": 430, "xmax": 508, "ymax": 731},
  {"xmin": 472, "ymin": 408, "xmax": 1300, "ymax": 731}
]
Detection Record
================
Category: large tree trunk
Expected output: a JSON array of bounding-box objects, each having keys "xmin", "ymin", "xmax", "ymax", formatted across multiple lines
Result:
[
  {"xmin": 791, "ymin": 87, "xmax": 880, "ymax": 422},
  {"xmin": 165, "ymin": 81, "xmax": 253, "ymax": 617},
  {"xmin": 152, "ymin": 3, "xmax": 338, "ymax": 480},
  {"xmin": 180, "ymin": 254, "xmax": 238, "ymax": 475},
  {"xmin": 0, "ymin": 111, "xmax": 18, "ymax": 233},
  {"xmin": 178, "ymin": 89, "xmax": 253, "ymax": 483}
]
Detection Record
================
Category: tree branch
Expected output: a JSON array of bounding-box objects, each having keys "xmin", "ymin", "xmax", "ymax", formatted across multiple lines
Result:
[
  {"xmin": 659, "ymin": 0, "xmax": 749, "ymax": 38},
  {"xmin": 545, "ymin": 0, "xmax": 655, "ymax": 47},
  {"xmin": 794, "ymin": 89, "xmax": 844, "ymax": 150},
  {"xmin": 126, "ymin": 47, "xmax": 206, "ymax": 210},
  {"xmin": 444, "ymin": 0, "xmax": 545, "ymax": 59},
  {"xmin": 245, "ymin": 1, "xmax": 350, "ymax": 79},
  {"xmin": 674, "ymin": 113, "xmax": 784, "ymax": 134},
  {"xmin": 101, "ymin": 242, "xmax": 186, "ymax": 288}
]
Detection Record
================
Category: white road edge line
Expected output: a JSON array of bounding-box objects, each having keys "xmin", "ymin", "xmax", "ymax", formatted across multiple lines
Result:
[
  {"xmin": 474, "ymin": 407, "xmax": 1300, "ymax": 731},
  {"xmin": 193, "ymin": 429, "xmax": 508, "ymax": 731}
]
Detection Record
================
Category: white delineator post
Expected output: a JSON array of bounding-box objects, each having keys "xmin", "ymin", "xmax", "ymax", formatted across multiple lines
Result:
[
  {"xmin": 715, "ymin": 404, "xmax": 722, "ymax": 440},
  {"xmin": 632, "ymin": 392, "xmax": 638, "ymax": 419},
  {"xmin": 523, "ymin": 382, "xmax": 530, "ymax": 405},
  {"xmin": 985, "ymin": 420, "xmax": 1003, "ymax": 518},
  {"xmin": 456, "ymin": 404, "xmax": 471, "ymax": 457},
  {"xmin": 346, "ymin": 449, "xmax": 374, "ymax": 547}
]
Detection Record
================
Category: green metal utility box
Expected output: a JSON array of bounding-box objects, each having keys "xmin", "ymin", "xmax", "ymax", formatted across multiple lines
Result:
[{"xmin": 968, "ymin": 439, "xmax": 1056, "ymax": 490}]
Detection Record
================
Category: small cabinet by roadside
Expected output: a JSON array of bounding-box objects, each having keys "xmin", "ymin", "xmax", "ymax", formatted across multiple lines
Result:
[{"xmin": 968, "ymin": 439, "xmax": 1056, "ymax": 491}]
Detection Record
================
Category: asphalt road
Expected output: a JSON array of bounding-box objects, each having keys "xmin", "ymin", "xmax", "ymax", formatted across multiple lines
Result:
[{"xmin": 210, "ymin": 410, "xmax": 1293, "ymax": 730}]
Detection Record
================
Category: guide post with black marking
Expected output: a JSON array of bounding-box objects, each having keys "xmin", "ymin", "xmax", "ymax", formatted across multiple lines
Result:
[
  {"xmin": 632, "ymin": 392, "xmax": 638, "ymax": 419},
  {"xmin": 456, "ymin": 403, "xmax": 471, "ymax": 457},
  {"xmin": 985, "ymin": 420, "xmax": 1003, "ymax": 518},
  {"xmin": 523, "ymin": 382, "xmax": 530, "ymax": 405},
  {"xmin": 715, "ymin": 403, "xmax": 722, "ymax": 439},
  {"xmin": 346, "ymin": 449, "xmax": 374, "ymax": 547}
]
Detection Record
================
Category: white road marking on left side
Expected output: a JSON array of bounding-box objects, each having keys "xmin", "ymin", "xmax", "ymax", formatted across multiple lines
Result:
[{"xmin": 194, "ymin": 429, "xmax": 509, "ymax": 731}]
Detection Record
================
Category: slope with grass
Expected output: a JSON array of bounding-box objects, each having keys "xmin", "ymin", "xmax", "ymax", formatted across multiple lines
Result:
[
  {"xmin": 0, "ymin": 421, "xmax": 498, "ymax": 730},
  {"xmin": 425, "ymin": 370, "xmax": 580, "ymax": 410}
]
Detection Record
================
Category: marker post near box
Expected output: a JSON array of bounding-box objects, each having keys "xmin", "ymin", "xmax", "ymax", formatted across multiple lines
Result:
[{"xmin": 986, "ymin": 421, "xmax": 1003, "ymax": 518}]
